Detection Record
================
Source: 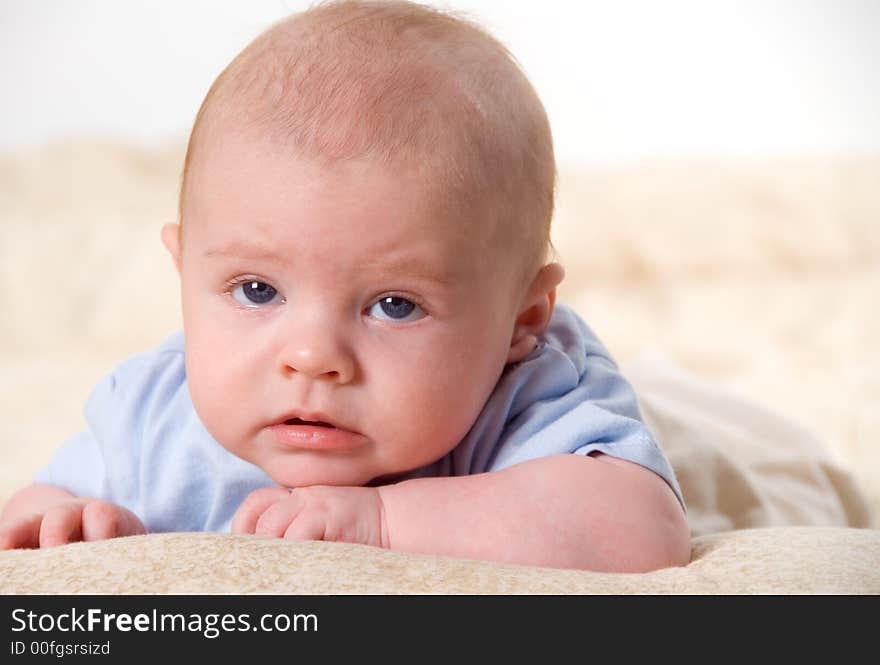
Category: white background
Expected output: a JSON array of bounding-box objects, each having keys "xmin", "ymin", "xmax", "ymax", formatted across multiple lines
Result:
[{"xmin": 1, "ymin": 0, "xmax": 879, "ymax": 165}]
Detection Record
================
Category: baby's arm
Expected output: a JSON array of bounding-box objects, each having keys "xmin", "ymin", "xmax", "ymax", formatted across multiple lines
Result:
[
  {"xmin": 378, "ymin": 453, "xmax": 690, "ymax": 571},
  {"xmin": 233, "ymin": 453, "xmax": 690, "ymax": 572},
  {"xmin": 0, "ymin": 484, "xmax": 146, "ymax": 550}
]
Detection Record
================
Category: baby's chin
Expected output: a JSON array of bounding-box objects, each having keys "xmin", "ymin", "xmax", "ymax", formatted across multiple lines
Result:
[
  {"xmin": 257, "ymin": 442, "xmax": 459, "ymax": 488},
  {"xmin": 260, "ymin": 457, "xmax": 392, "ymax": 489}
]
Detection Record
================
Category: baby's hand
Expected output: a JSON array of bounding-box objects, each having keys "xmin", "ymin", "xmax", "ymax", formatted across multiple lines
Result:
[
  {"xmin": 231, "ymin": 486, "xmax": 388, "ymax": 548},
  {"xmin": 0, "ymin": 498, "xmax": 146, "ymax": 550}
]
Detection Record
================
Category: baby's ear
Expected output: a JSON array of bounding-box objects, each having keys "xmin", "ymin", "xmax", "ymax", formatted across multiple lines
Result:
[
  {"xmin": 161, "ymin": 223, "xmax": 182, "ymax": 273},
  {"xmin": 507, "ymin": 262, "xmax": 565, "ymax": 364}
]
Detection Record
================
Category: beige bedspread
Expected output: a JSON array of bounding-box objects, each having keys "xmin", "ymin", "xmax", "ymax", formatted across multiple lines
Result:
[
  {"xmin": 1, "ymin": 143, "xmax": 877, "ymax": 593},
  {"xmin": 1, "ymin": 526, "xmax": 877, "ymax": 594}
]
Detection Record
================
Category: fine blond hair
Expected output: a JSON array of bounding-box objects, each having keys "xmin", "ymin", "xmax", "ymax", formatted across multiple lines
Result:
[{"xmin": 180, "ymin": 0, "xmax": 556, "ymax": 277}]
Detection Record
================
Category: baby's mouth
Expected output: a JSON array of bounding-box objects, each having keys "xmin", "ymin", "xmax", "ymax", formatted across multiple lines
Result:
[
  {"xmin": 270, "ymin": 413, "xmax": 366, "ymax": 451},
  {"xmin": 284, "ymin": 417, "xmax": 335, "ymax": 428}
]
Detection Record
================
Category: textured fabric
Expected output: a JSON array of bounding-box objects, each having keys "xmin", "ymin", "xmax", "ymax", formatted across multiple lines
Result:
[
  {"xmin": 1, "ymin": 527, "xmax": 878, "ymax": 594},
  {"xmin": 627, "ymin": 355, "xmax": 875, "ymax": 536},
  {"xmin": 35, "ymin": 305, "xmax": 683, "ymax": 533}
]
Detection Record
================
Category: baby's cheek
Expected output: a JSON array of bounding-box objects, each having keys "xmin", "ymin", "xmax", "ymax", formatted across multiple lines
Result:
[
  {"xmin": 187, "ymin": 373, "xmax": 245, "ymax": 452},
  {"xmin": 398, "ymin": 380, "xmax": 486, "ymax": 458}
]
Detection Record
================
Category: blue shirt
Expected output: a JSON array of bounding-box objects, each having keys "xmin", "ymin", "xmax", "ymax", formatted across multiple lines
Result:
[{"xmin": 36, "ymin": 305, "xmax": 684, "ymax": 532}]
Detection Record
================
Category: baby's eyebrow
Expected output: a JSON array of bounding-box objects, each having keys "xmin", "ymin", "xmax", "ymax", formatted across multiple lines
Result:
[
  {"xmin": 203, "ymin": 245, "xmax": 457, "ymax": 287},
  {"xmin": 202, "ymin": 245, "xmax": 286, "ymax": 262},
  {"xmin": 360, "ymin": 256, "xmax": 456, "ymax": 288}
]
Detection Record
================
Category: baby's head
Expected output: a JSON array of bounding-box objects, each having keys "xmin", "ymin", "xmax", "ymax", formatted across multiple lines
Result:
[{"xmin": 162, "ymin": 0, "xmax": 564, "ymax": 487}]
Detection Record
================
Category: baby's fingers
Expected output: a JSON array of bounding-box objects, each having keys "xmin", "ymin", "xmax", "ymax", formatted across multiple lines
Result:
[
  {"xmin": 254, "ymin": 495, "xmax": 306, "ymax": 539},
  {"xmin": 0, "ymin": 513, "xmax": 45, "ymax": 550},
  {"xmin": 232, "ymin": 486, "xmax": 293, "ymax": 534},
  {"xmin": 283, "ymin": 512, "xmax": 327, "ymax": 542},
  {"xmin": 81, "ymin": 501, "xmax": 146, "ymax": 541},
  {"xmin": 38, "ymin": 501, "xmax": 86, "ymax": 548}
]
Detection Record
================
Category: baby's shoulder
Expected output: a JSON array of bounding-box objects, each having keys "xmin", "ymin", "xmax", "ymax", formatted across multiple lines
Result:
[{"xmin": 85, "ymin": 331, "xmax": 188, "ymax": 420}]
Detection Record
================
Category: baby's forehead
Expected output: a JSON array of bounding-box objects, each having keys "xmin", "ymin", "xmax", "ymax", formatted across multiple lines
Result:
[{"xmin": 189, "ymin": 140, "xmax": 512, "ymax": 260}]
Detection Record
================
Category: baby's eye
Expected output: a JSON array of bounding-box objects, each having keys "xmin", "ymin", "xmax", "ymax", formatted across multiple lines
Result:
[
  {"xmin": 368, "ymin": 296, "xmax": 425, "ymax": 323},
  {"xmin": 231, "ymin": 280, "xmax": 282, "ymax": 307}
]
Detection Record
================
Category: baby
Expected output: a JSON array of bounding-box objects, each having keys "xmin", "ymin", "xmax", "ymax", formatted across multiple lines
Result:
[{"xmin": 0, "ymin": 0, "xmax": 689, "ymax": 571}]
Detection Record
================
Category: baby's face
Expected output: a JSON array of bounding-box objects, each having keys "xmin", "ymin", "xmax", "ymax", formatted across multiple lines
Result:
[{"xmin": 169, "ymin": 135, "xmax": 525, "ymax": 487}]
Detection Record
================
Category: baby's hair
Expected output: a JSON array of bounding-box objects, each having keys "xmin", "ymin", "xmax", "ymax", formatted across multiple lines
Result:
[{"xmin": 180, "ymin": 0, "xmax": 556, "ymax": 279}]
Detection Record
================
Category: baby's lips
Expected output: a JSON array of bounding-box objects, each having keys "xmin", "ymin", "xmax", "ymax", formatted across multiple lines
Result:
[
  {"xmin": 274, "ymin": 409, "xmax": 357, "ymax": 433},
  {"xmin": 268, "ymin": 419, "xmax": 368, "ymax": 451}
]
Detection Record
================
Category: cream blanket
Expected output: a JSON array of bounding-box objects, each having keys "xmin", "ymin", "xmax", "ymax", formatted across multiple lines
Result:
[
  {"xmin": 1, "ymin": 144, "xmax": 877, "ymax": 593},
  {"xmin": 1, "ymin": 527, "xmax": 877, "ymax": 594}
]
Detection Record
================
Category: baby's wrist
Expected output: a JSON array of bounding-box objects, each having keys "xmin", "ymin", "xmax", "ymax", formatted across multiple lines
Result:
[{"xmin": 374, "ymin": 485, "xmax": 393, "ymax": 550}]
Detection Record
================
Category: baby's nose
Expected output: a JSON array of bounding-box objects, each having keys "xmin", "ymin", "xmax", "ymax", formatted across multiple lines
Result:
[{"xmin": 278, "ymin": 320, "xmax": 356, "ymax": 383}]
